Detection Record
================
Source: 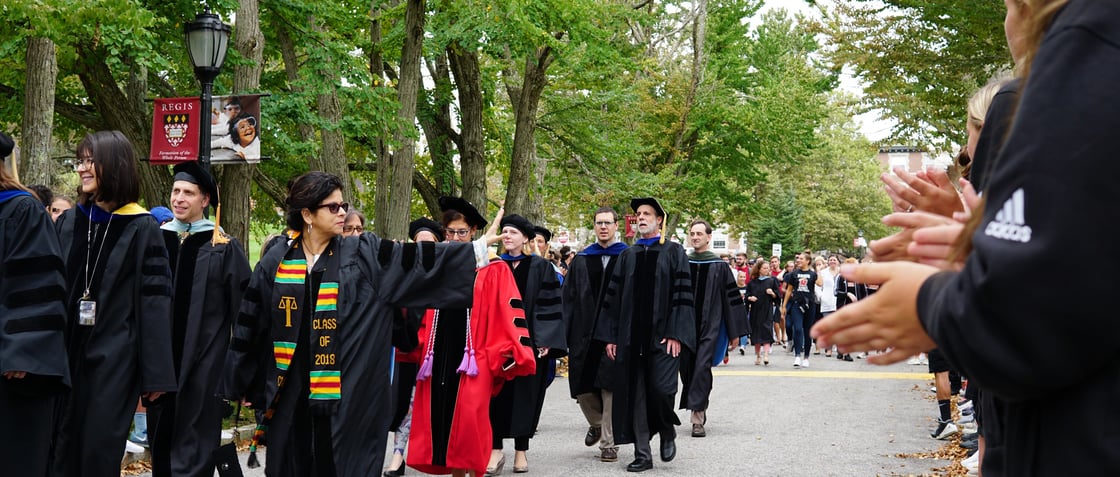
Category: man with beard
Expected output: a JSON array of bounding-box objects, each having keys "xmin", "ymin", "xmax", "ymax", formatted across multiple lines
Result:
[
  {"xmin": 149, "ymin": 162, "xmax": 251, "ymax": 477},
  {"xmin": 679, "ymin": 219, "xmax": 748, "ymax": 437},
  {"xmin": 597, "ymin": 197, "xmax": 694, "ymax": 473},
  {"xmin": 563, "ymin": 206, "xmax": 627, "ymax": 463}
]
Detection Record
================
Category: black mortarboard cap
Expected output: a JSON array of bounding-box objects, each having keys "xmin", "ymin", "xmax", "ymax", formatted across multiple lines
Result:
[
  {"xmin": 409, "ymin": 217, "xmax": 445, "ymax": 242},
  {"xmin": 500, "ymin": 214, "xmax": 536, "ymax": 239},
  {"xmin": 172, "ymin": 161, "xmax": 219, "ymax": 207},
  {"xmin": 533, "ymin": 225, "xmax": 552, "ymax": 242},
  {"xmin": 0, "ymin": 132, "xmax": 13, "ymax": 160},
  {"xmin": 630, "ymin": 197, "xmax": 666, "ymax": 217},
  {"xmin": 438, "ymin": 196, "xmax": 487, "ymax": 228}
]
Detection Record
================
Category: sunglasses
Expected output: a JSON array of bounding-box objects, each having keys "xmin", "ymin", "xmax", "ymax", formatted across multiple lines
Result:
[{"xmin": 315, "ymin": 202, "xmax": 350, "ymax": 214}]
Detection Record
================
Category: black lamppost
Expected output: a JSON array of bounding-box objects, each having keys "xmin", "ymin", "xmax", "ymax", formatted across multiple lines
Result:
[{"xmin": 184, "ymin": 10, "xmax": 231, "ymax": 174}]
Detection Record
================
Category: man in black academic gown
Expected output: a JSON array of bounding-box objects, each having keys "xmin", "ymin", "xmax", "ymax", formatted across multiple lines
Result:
[
  {"xmin": 563, "ymin": 206, "xmax": 627, "ymax": 463},
  {"xmin": 149, "ymin": 162, "xmax": 251, "ymax": 477},
  {"xmin": 679, "ymin": 219, "xmax": 748, "ymax": 438},
  {"xmin": 597, "ymin": 197, "xmax": 695, "ymax": 473}
]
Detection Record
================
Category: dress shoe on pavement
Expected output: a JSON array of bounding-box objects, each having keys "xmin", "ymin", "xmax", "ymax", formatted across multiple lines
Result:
[
  {"xmin": 660, "ymin": 436, "xmax": 676, "ymax": 462},
  {"xmin": 626, "ymin": 458, "xmax": 653, "ymax": 472},
  {"xmin": 601, "ymin": 448, "xmax": 619, "ymax": 462},
  {"xmin": 691, "ymin": 423, "xmax": 705, "ymax": 437},
  {"xmin": 382, "ymin": 464, "xmax": 405, "ymax": 477},
  {"xmin": 584, "ymin": 426, "xmax": 602, "ymax": 447}
]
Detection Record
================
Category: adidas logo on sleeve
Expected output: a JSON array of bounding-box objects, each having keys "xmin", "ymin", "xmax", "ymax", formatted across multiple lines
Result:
[{"xmin": 985, "ymin": 188, "xmax": 1032, "ymax": 243}]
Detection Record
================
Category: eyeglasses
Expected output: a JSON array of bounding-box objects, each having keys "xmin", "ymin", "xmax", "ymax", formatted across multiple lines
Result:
[
  {"xmin": 71, "ymin": 156, "xmax": 95, "ymax": 171},
  {"xmin": 343, "ymin": 225, "xmax": 363, "ymax": 233},
  {"xmin": 594, "ymin": 221, "xmax": 615, "ymax": 227},
  {"xmin": 315, "ymin": 202, "xmax": 349, "ymax": 214},
  {"xmin": 445, "ymin": 228, "xmax": 472, "ymax": 238}
]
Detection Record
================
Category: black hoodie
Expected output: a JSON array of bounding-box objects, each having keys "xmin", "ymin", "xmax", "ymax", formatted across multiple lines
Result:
[{"xmin": 916, "ymin": 1, "xmax": 1120, "ymax": 475}]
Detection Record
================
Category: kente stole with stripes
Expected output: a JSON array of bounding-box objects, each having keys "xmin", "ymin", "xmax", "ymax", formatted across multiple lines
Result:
[{"xmin": 270, "ymin": 238, "xmax": 342, "ymax": 414}]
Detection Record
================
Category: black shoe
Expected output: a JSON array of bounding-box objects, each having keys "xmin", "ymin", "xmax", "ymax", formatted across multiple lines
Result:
[
  {"xmin": 626, "ymin": 458, "xmax": 653, "ymax": 472},
  {"xmin": 843, "ymin": 354, "xmax": 854, "ymax": 362},
  {"xmin": 584, "ymin": 426, "xmax": 602, "ymax": 447},
  {"xmin": 383, "ymin": 463, "xmax": 405, "ymax": 477},
  {"xmin": 659, "ymin": 436, "xmax": 676, "ymax": 462}
]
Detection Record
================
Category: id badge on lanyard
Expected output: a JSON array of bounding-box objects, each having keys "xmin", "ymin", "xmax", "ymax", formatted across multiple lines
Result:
[{"xmin": 79, "ymin": 299, "xmax": 97, "ymax": 326}]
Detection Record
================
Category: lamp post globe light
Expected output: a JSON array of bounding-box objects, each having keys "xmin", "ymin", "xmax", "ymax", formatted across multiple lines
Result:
[{"xmin": 184, "ymin": 10, "xmax": 231, "ymax": 172}]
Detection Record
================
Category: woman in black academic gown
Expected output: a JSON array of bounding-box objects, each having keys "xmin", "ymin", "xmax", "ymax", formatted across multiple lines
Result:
[
  {"xmin": 220, "ymin": 172, "xmax": 498, "ymax": 477},
  {"xmin": 52, "ymin": 131, "xmax": 178, "ymax": 476},
  {"xmin": 486, "ymin": 214, "xmax": 566, "ymax": 474},
  {"xmin": 745, "ymin": 260, "xmax": 781, "ymax": 365},
  {"xmin": 0, "ymin": 132, "xmax": 70, "ymax": 477}
]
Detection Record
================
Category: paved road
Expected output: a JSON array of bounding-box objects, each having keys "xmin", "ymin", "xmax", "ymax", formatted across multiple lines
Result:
[{"xmin": 146, "ymin": 348, "xmax": 950, "ymax": 477}]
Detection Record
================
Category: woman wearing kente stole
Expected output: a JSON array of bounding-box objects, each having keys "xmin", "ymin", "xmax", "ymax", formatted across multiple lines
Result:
[{"xmin": 219, "ymin": 172, "xmax": 499, "ymax": 477}]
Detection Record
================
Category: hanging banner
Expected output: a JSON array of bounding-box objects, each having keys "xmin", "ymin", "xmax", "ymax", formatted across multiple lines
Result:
[
  {"xmin": 150, "ymin": 94, "xmax": 264, "ymax": 165},
  {"xmin": 150, "ymin": 97, "xmax": 199, "ymax": 165}
]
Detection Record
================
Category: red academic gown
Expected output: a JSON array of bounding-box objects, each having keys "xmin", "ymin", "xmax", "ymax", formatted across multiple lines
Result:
[{"xmin": 406, "ymin": 260, "xmax": 537, "ymax": 475}]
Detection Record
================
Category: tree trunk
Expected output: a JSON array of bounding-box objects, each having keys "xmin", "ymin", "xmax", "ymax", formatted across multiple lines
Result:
[
  {"xmin": 218, "ymin": 0, "xmax": 264, "ymax": 252},
  {"xmin": 21, "ymin": 37, "xmax": 57, "ymax": 188},
  {"xmin": 308, "ymin": 20, "xmax": 349, "ymax": 202},
  {"xmin": 670, "ymin": 0, "xmax": 706, "ymax": 174},
  {"xmin": 370, "ymin": 2, "xmax": 392, "ymax": 234},
  {"xmin": 418, "ymin": 54, "xmax": 457, "ymax": 197},
  {"xmin": 75, "ymin": 44, "xmax": 170, "ymax": 207},
  {"xmin": 503, "ymin": 45, "xmax": 555, "ymax": 219},
  {"xmin": 384, "ymin": 0, "xmax": 426, "ymax": 240},
  {"xmin": 447, "ymin": 45, "xmax": 487, "ymax": 211},
  {"xmin": 276, "ymin": 21, "xmax": 315, "ymax": 143}
]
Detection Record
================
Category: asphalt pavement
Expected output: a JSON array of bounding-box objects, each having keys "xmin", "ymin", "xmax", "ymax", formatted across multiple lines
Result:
[{"xmin": 145, "ymin": 346, "xmax": 951, "ymax": 477}]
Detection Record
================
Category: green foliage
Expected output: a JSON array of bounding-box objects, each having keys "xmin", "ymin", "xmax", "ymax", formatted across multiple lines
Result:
[
  {"xmin": 751, "ymin": 187, "xmax": 803, "ymax": 260},
  {"xmin": 818, "ymin": 0, "xmax": 1010, "ymax": 151}
]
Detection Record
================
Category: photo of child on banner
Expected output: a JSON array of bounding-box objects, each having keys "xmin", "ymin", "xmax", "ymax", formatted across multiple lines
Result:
[{"xmin": 209, "ymin": 95, "xmax": 262, "ymax": 164}]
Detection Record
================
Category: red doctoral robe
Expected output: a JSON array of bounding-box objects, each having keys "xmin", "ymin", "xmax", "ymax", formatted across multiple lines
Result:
[{"xmin": 405, "ymin": 260, "xmax": 537, "ymax": 475}]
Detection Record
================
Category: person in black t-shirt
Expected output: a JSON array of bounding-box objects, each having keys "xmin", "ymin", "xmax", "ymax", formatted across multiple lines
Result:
[{"xmin": 780, "ymin": 252, "xmax": 822, "ymax": 367}]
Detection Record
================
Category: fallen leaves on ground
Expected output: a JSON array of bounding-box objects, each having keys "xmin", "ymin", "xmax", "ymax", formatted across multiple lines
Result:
[{"xmin": 121, "ymin": 460, "xmax": 152, "ymax": 476}]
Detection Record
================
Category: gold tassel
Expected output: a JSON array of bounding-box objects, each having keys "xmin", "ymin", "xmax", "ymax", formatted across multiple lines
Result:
[
  {"xmin": 659, "ymin": 217, "xmax": 666, "ymax": 244},
  {"xmin": 211, "ymin": 201, "xmax": 230, "ymax": 246}
]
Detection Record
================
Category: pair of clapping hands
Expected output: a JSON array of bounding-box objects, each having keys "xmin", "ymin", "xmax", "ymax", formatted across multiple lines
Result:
[{"xmin": 810, "ymin": 167, "xmax": 978, "ymax": 365}]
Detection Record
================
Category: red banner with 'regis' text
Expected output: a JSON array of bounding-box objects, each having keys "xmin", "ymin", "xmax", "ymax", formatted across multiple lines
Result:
[{"xmin": 150, "ymin": 97, "xmax": 201, "ymax": 165}]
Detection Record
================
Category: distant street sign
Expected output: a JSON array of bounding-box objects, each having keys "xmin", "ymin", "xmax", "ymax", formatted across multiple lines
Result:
[{"xmin": 772, "ymin": 243, "xmax": 782, "ymax": 258}]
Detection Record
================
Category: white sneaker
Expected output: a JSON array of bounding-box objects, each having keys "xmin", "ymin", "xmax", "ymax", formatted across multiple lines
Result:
[
  {"xmin": 801, "ymin": 357, "xmax": 810, "ymax": 368},
  {"xmin": 125, "ymin": 440, "xmax": 145, "ymax": 454},
  {"xmin": 793, "ymin": 356, "xmax": 802, "ymax": 367},
  {"xmin": 959, "ymin": 399, "xmax": 974, "ymax": 412},
  {"xmin": 931, "ymin": 421, "xmax": 958, "ymax": 440},
  {"xmin": 907, "ymin": 356, "xmax": 920, "ymax": 365},
  {"xmin": 962, "ymin": 451, "xmax": 979, "ymax": 475}
]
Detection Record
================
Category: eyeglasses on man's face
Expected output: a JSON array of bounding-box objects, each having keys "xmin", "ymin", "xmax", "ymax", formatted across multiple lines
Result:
[
  {"xmin": 316, "ymin": 202, "xmax": 349, "ymax": 214},
  {"xmin": 445, "ymin": 228, "xmax": 472, "ymax": 238},
  {"xmin": 594, "ymin": 221, "xmax": 615, "ymax": 227},
  {"xmin": 343, "ymin": 225, "xmax": 363, "ymax": 233}
]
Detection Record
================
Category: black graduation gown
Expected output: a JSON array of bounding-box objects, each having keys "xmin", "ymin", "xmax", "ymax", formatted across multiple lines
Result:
[
  {"xmin": 149, "ymin": 229, "xmax": 251, "ymax": 477},
  {"xmin": 490, "ymin": 255, "xmax": 565, "ymax": 440},
  {"xmin": 562, "ymin": 252, "xmax": 619, "ymax": 398},
  {"xmin": 53, "ymin": 205, "xmax": 177, "ymax": 477},
  {"xmin": 0, "ymin": 194, "xmax": 69, "ymax": 477},
  {"xmin": 679, "ymin": 256, "xmax": 748, "ymax": 411},
  {"xmin": 746, "ymin": 276, "xmax": 781, "ymax": 344},
  {"xmin": 220, "ymin": 234, "xmax": 476, "ymax": 477},
  {"xmin": 595, "ymin": 240, "xmax": 695, "ymax": 445}
]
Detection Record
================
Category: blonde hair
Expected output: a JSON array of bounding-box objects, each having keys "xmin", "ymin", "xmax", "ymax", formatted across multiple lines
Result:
[{"xmin": 967, "ymin": 77, "xmax": 1010, "ymax": 130}]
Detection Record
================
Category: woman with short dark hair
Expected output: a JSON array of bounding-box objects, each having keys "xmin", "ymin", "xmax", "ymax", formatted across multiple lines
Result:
[
  {"xmin": 220, "ymin": 173, "xmax": 500, "ymax": 477},
  {"xmin": 52, "ymin": 130, "xmax": 177, "ymax": 476}
]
